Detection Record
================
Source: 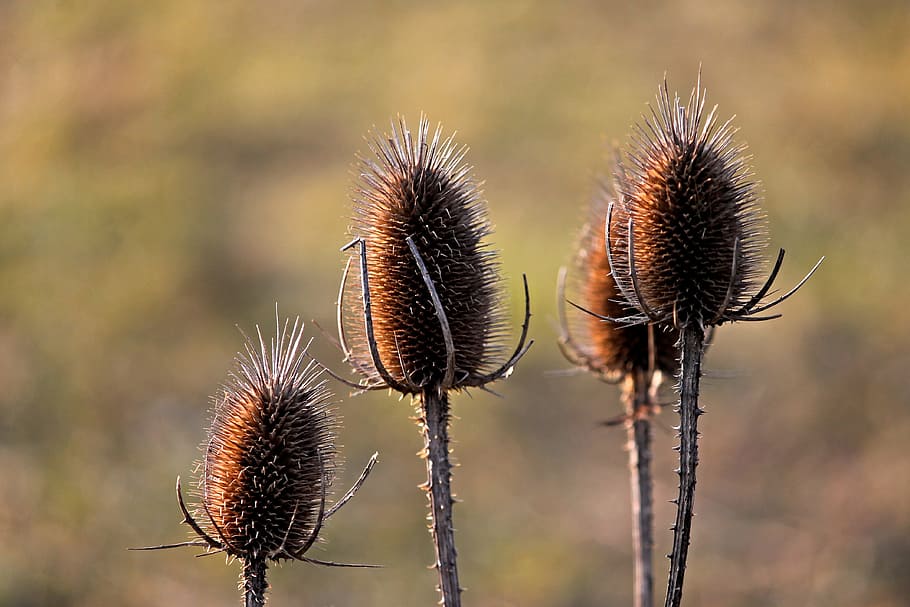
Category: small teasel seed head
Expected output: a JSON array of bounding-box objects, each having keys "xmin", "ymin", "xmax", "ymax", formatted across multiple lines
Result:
[
  {"xmin": 573, "ymin": 187, "xmax": 678, "ymax": 376},
  {"xmin": 610, "ymin": 77, "xmax": 767, "ymax": 329},
  {"xmin": 347, "ymin": 115, "xmax": 506, "ymax": 391},
  {"xmin": 199, "ymin": 318, "xmax": 338, "ymax": 562}
]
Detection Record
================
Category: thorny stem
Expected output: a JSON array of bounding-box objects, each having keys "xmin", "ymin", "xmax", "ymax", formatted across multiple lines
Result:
[
  {"xmin": 418, "ymin": 388, "xmax": 462, "ymax": 607},
  {"xmin": 623, "ymin": 370, "xmax": 657, "ymax": 607},
  {"xmin": 243, "ymin": 558, "xmax": 268, "ymax": 607},
  {"xmin": 665, "ymin": 325, "xmax": 705, "ymax": 607}
]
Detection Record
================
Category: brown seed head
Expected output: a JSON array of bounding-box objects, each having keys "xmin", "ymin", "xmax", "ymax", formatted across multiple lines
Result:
[
  {"xmin": 610, "ymin": 78, "xmax": 767, "ymax": 329},
  {"xmin": 572, "ymin": 188, "xmax": 678, "ymax": 377},
  {"xmin": 199, "ymin": 319, "xmax": 337, "ymax": 562},
  {"xmin": 347, "ymin": 116, "xmax": 506, "ymax": 392}
]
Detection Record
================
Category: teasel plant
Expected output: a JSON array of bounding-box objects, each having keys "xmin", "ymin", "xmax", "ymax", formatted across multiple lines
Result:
[
  {"xmin": 134, "ymin": 317, "xmax": 379, "ymax": 607},
  {"xmin": 557, "ymin": 187, "xmax": 679, "ymax": 607},
  {"xmin": 326, "ymin": 115, "xmax": 532, "ymax": 607},
  {"xmin": 594, "ymin": 76, "xmax": 824, "ymax": 607}
]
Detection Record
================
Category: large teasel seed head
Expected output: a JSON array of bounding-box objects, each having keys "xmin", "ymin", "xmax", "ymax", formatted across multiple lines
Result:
[
  {"xmin": 346, "ymin": 116, "xmax": 507, "ymax": 392},
  {"xmin": 564, "ymin": 188, "xmax": 679, "ymax": 379},
  {"xmin": 199, "ymin": 318, "xmax": 338, "ymax": 562},
  {"xmin": 609, "ymin": 78, "xmax": 767, "ymax": 329}
]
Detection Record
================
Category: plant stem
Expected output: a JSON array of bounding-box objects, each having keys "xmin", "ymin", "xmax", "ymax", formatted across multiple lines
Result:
[
  {"xmin": 664, "ymin": 325, "xmax": 705, "ymax": 607},
  {"xmin": 419, "ymin": 388, "xmax": 462, "ymax": 607},
  {"xmin": 623, "ymin": 370, "xmax": 656, "ymax": 607},
  {"xmin": 243, "ymin": 558, "xmax": 268, "ymax": 607}
]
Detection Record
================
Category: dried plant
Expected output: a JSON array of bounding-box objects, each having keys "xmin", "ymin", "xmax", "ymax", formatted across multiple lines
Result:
[
  {"xmin": 559, "ymin": 187, "xmax": 679, "ymax": 380},
  {"xmin": 557, "ymin": 188, "xmax": 678, "ymax": 607},
  {"xmin": 136, "ymin": 318, "xmax": 378, "ymax": 607},
  {"xmin": 598, "ymin": 76, "xmax": 823, "ymax": 607},
  {"xmin": 332, "ymin": 116, "xmax": 531, "ymax": 607}
]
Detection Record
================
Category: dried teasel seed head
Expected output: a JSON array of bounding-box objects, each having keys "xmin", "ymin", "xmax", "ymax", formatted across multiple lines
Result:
[
  {"xmin": 199, "ymin": 318, "xmax": 338, "ymax": 562},
  {"xmin": 610, "ymin": 78, "xmax": 767, "ymax": 329},
  {"xmin": 347, "ymin": 116, "xmax": 506, "ymax": 392},
  {"xmin": 573, "ymin": 188, "xmax": 679, "ymax": 377}
]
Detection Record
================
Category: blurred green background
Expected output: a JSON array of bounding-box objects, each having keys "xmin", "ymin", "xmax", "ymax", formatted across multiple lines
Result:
[{"xmin": 2, "ymin": 1, "xmax": 908, "ymax": 606}]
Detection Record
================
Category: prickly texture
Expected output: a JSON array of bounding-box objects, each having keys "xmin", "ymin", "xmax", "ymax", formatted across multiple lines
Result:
[
  {"xmin": 200, "ymin": 320, "xmax": 337, "ymax": 563},
  {"xmin": 349, "ymin": 116, "xmax": 505, "ymax": 391},
  {"xmin": 566, "ymin": 191, "xmax": 674, "ymax": 607},
  {"xmin": 624, "ymin": 371, "xmax": 656, "ymax": 607},
  {"xmin": 665, "ymin": 325, "xmax": 704, "ymax": 607},
  {"xmin": 418, "ymin": 389, "xmax": 462, "ymax": 606},
  {"xmin": 610, "ymin": 80, "xmax": 767, "ymax": 328},
  {"xmin": 574, "ymin": 190, "xmax": 678, "ymax": 376},
  {"xmin": 242, "ymin": 559, "xmax": 268, "ymax": 607}
]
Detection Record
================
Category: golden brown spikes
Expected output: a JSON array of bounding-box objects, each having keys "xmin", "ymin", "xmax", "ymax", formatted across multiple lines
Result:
[
  {"xmin": 346, "ymin": 116, "xmax": 509, "ymax": 392},
  {"xmin": 337, "ymin": 116, "xmax": 531, "ymax": 607},
  {"xmin": 200, "ymin": 318, "xmax": 338, "ymax": 563},
  {"xmin": 609, "ymin": 78, "xmax": 767, "ymax": 329},
  {"xmin": 562, "ymin": 189, "xmax": 678, "ymax": 379},
  {"xmin": 136, "ymin": 318, "xmax": 379, "ymax": 607}
]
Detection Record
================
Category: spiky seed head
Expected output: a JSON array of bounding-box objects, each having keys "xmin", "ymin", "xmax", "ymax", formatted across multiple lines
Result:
[
  {"xmin": 348, "ymin": 115, "xmax": 505, "ymax": 392},
  {"xmin": 199, "ymin": 319, "xmax": 337, "ymax": 562},
  {"xmin": 573, "ymin": 189, "xmax": 678, "ymax": 376},
  {"xmin": 610, "ymin": 78, "xmax": 767, "ymax": 329}
]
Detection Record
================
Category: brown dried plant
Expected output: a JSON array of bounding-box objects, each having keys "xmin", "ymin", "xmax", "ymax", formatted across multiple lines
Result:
[
  {"xmin": 598, "ymin": 76, "xmax": 823, "ymax": 607},
  {"xmin": 331, "ymin": 116, "xmax": 531, "ymax": 607},
  {"xmin": 136, "ymin": 318, "xmax": 378, "ymax": 607},
  {"xmin": 558, "ymin": 187, "xmax": 678, "ymax": 607}
]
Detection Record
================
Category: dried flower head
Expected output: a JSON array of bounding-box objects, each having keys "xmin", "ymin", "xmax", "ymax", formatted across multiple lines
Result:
[
  {"xmin": 136, "ymin": 318, "xmax": 378, "ymax": 606},
  {"xmin": 608, "ymin": 78, "xmax": 767, "ymax": 329},
  {"xmin": 333, "ymin": 116, "xmax": 531, "ymax": 607},
  {"xmin": 199, "ymin": 318, "xmax": 338, "ymax": 562},
  {"xmin": 559, "ymin": 188, "xmax": 678, "ymax": 380},
  {"xmin": 339, "ymin": 115, "xmax": 530, "ymax": 394},
  {"xmin": 605, "ymin": 75, "xmax": 824, "ymax": 607},
  {"xmin": 557, "ymin": 188, "xmax": 678, "ymax": 607}
]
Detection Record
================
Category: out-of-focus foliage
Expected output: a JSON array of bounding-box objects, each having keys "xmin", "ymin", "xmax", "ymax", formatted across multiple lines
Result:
[{"xmin": 1, "ymin": 1, "xmax": 908, "ymax": 605}]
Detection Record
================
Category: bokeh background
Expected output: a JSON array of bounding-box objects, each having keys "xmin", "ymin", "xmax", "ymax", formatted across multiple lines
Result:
[{"xmin": 2, "ymin": 1, "xmax": 909, "ymax": 606}]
